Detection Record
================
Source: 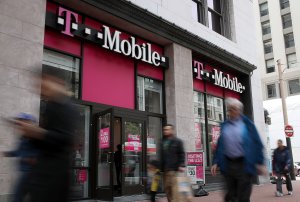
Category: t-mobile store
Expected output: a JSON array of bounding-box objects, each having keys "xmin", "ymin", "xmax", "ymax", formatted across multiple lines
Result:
[{"xmin": 41, "ymin": 1, "xmax": 255, "ymax": 201}]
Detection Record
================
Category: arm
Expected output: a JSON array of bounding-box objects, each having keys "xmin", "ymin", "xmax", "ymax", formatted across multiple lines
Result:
[
  {"xmin": 250, "ymin": 124, "xmax": 265, "ymax": 165},
  {"xmin": 285, "ymin": 149, "xmax": 292, "ymax": 170},
  {"xmin": 177, "ymin": 139, "xmax": 185, "ymax": 168}
]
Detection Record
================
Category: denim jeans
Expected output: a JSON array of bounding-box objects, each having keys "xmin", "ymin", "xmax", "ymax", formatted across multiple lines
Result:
[{"xmin": 276, "ymin": 173, "xmax": 293, "ymax": 193}]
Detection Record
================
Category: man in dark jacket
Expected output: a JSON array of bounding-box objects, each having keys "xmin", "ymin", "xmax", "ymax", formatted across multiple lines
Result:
[
  {"xmin": 211, "ymin": 98, "xmax": 266, "ymax": 202},
  {"xmin": 161, "ymin": 124, "xmax": 185, "ymax": 202},
  {"xmin": 273, "ymin": 139, "xmax": 293, "ymax": 197},
  {"xmin": 15, "ymin": 72, "xmax": 78, "ymax": 202},
  {"xmin": 3, "ymin": 113, "xmax": 38, "ymax": 202}
]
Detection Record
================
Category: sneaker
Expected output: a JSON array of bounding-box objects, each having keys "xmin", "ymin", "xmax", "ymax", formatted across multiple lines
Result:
[
  {"xmin": 275, "ymin": 191, "xmax": 283, "ymax": 197},
  {"xmin": 288, "ymin": 191, "xmax": 293, "ymax": 195}
]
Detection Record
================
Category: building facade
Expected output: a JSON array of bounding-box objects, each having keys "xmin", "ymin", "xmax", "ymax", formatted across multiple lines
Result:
[
  {"xmin": 0, "ymin": 0, "xmax": 266, "ymax": 201},
  {"xmin": 255, "ymin": 0, "xmax": 300, "ymax": 162}
]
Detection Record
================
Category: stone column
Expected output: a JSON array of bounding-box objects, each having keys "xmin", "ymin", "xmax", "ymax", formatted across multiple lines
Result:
[
  {"xmin": 0, "ymin": 0, "xmax": 46, "ymax": 200},
  {"xmin": 164, "ymin": 43, "xmax": 195, "ymax": 153}
]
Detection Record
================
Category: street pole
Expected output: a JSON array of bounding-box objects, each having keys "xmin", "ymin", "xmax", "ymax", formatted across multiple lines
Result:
[{"xmin": 277, "ymin": 59, "xmax": 296, "ymax": 180}]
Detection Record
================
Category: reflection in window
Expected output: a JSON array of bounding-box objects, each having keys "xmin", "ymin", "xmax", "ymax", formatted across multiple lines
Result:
[
  {"xmin": 284, "ymin": 33, "xmax": 295, "ymax": 48},
  {"xmin": 147, "ymin": 117, "xmax": 162, "ymax": 162},
  {"xmin": 266, "ymin": 59, "xmax": 275, "ymax": 73},
  {"xmin": 42, "ymin": 49, "xmax": 80, "ymax": 99},
  {"xmin": 280, "ymin": 0, "xmax": 290, "ymax": 9},
  {"xmin": 206, "ymin": 95, "xmax": 224, "ymax": 166},
  {"xmin": 137, "ymin": 76, "xmax": 163, "ymax": 114},
  {"xmin": 287, "ymin": 53, "xmax": 297, "ymax": 69},
  {"xmin": 192, "ymin": 0, "xmax": 205, "ymax": 24},
  {"xmin": 282, "ymin": 13, "xmax": 292, "ymax": 29},
  {"xmin": 264, "ymin": 40, "xmax": 273, "ymax": 54},
  {"xmin": 288, "ymin": 79, "xmax": 300, "ymax": 95},
  {"xmin": 267, "ymin": 83, "xmax": 277, "ymax": 98},
  {"xmin": 261, "ymin": 21, "xmax": 271, "ymax": 35},
  {"xmin": 207, "ymin": 0, "xmax": 222, "ymax": 34},
  {"xmin": 194, "ymin": 92, "xmax": 206, "ymax": 152},
  {"xmin": 260, "ymin": 2, "xmax": 269, "ymax": 17}
]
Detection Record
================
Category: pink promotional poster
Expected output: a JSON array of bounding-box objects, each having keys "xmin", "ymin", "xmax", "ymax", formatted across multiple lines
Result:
[
  {"xmin": 211, "ymin": 126, "xmax": 221, "ymax": 151},
  {"xmin": 125, "ymin": 134, "xmax": 142, "ymax": 152},
  {"xmin": 195, "ymin": 123, "xmax": 202, "ymax": 150},
  {"xmin": 186, "ymin": 152, "xmax": 205, "ymax": 184},
  {"xmin": 99, "ymin": 127, "xmax": 110, "ymax": 149}
]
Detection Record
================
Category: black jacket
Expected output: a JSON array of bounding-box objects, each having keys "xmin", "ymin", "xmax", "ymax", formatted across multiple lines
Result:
[
  {"xmin": 29, "ymin": 99, "xmax": 78, "ymax": 202},
  {"xmin": 161, "ymin": 136, "xmax": 185, "ymax": 171},
  {"xmin": 273, "ymin": 146, "xmax": 291, "ymax": 174}
]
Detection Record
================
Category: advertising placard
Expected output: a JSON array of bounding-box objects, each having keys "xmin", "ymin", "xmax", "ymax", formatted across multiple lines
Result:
[
  {"xmin": 186, "ymin": 152, "xmax": 204, "ymax": 184},
  {"xmin": 99, "ymin": 127, "xmax": 110, "ymax": 149},
  {"xmin": 211, "ymin": 126, "xmax": 220, "ymax": 151},
  {"xmin": 77, "ymin": 169, "xmax": 87, "ymax": 183},
  {"xmin": 125, "ymin": 134, "xmax": 142, "ymax": 151}
]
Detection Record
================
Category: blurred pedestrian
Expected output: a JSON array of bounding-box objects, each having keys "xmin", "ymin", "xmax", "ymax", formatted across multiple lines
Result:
[
  {"xmin": 14, "ymin": 71, "xmax": 78, "ymax": 202},
  {"xmin": 3, "ymin": 113, "xmax": 38, "ymax": 202},
  {"xmin": 211, "ymin": 98, "xmax": 266, "ymax": 202},
  {"xmin": 273, "ymin": 139, "xmax": 293, "ymax": 197},
  {"xmin": 114, "ymin": 144, "xmax": 122, "ymax": 190},
  {"xmin": 161, "ymin": 124, "xmax": 185, "ymax": 202},
  {"xmin": 147, "ymin": 160, "xmax": 161, "ymax": 202}
]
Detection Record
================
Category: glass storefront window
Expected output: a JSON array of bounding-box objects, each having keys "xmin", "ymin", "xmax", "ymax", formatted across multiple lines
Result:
[
  {"xmin": 147, "ymin": 117, "xmax": 163, "ymax": 162},
  {"xmin": 207, "ymin": 95, "xmax": 224, "ymax": 166},
  {"xmin": 137, "ymin": 76, "xmax": 163, "ymax": 114},
  {"xmin": 123, "ymin": 121, "xmax": 143, "ymax": 185},
  {"xmin": 70, "ymin": 105, "xmax": 90, "ymax": 199},
  {"xmin": 42, "ymin": 49, "xmax": 80, "ymax": 98},
  {"xmin": 194, "ymin": 92, "xmax": 224, "ymax": 167},
  {"xmin": 193, "ymin": 92, "xmax": 206, "ymax": 152}
]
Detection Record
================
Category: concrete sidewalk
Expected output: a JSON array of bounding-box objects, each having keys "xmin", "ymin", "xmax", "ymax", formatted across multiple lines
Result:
[{"xmin": 139, "ymin": 180, "xmax": 300, "ymax": 202}]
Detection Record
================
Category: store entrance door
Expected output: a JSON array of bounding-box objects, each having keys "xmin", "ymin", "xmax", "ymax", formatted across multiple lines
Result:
[
  {"xmin": 121, "ymin": 118, "xmax": 146, "ymax": 195},
  {"xmin": 95, "ymin": 109, "xmax": 114, "ymax": 201}
]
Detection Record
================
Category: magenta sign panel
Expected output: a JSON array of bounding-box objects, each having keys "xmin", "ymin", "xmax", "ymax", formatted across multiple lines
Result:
[{"xmin": 99, "ymin": 127, "xmax": 110, "ymax": 149}]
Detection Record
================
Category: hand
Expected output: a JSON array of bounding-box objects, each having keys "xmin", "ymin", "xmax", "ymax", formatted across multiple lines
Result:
[
  {"xmin": 211, "ymin": 164, "xmax": 218, "ymax": 176},
  {"xmin": 14, "ymin": 120, "xmax": 46, "ymax": 140},
  {"xmin": 178, "ymin": 167, "xmax": 185, "ymax": 172},
  {"xmin": 256, "ymin": 165, "xmax": 268, "ymax": 176}
]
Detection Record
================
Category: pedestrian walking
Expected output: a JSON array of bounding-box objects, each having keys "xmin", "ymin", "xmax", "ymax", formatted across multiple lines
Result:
[
  {"xmin": 14, "ymin": 70, "xmax": 78, "ymax": 202},
  {"xmin": 273, "ymin": 139, "xmax": 293, "ymax": 197},
  {"xmin": 3, "ymin": 113, "xmax": 38, "ymax": 202},
  {"xmin": 161, "ymin": 124, "xmax": 185, "ymax": 202},
  {"xmin": 147, "ymin": 160, "xmax": 161, "ymax": 202},
  {"xmin": 114, "ymin": 144, "xmax": 122, "ymax": 190},
  {"xmin": 211, "ymin": 98, "xmax": 266, "ymax": 202}
]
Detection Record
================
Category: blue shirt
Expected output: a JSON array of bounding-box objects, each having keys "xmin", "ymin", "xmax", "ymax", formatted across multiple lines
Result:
[{"xmin": 222, "ymin": 118, "xmax": 245, "ymax": 158}]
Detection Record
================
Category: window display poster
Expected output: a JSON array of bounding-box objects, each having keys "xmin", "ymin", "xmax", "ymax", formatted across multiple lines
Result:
[
  {"xmin": 99, "ymin": 127, "xmax": 110, "ymax": 149},
  {"xmin": 211, "ymin": 126, "xmax": 220, "ymax": 151},
  {"xmin": 77, "ymin": 169, "xmax": 87, "ymax": 183},
  {"xmin": 186, "ymin": 152, "xmax": 204, "ymax": 183},
  {"xmin": 195, "ymin": 123, "xmax": 202, "ymax": 150},
  {"xmin": 125, "ymin": 134, "xmax": 142, "ymax": 151}
]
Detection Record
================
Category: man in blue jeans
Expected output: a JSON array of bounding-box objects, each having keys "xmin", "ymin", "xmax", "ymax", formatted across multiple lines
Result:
[
  {"xmin": 3, "ymin": 113, "xmax": 38, "ymax": 202},
  {"xmin": 273, "ymin": 139, "xmax": 293, "ymax": 197}
]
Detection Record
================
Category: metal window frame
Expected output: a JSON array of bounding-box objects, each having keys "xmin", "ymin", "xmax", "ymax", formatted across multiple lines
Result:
[
  {"xmin": 284, "ymin": 33, "xmax": 295, "ymax": 48},
  {"xmin": 288, "ymin": 78, "xmax": 300, "ymax": 95},
  {"xmin": 266, "ymin": 83, "xmax": 277, "ymax": 98},
  {"xmin": 282, "ymin": 13, "xmax": 292, "ymax": 29}
]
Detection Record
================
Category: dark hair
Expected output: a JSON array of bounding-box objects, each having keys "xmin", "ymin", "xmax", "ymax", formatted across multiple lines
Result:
[
  {"xmin": 163, "ymin": 124, "xmax": 174, "ymax": 128},
  {"xmin": 149, "ymin": 160, "xmax": 160, "ymax": 168},
  {"xmin": 278, "ymin": 139, "xmax": 283, "ymax": 143},
  {"xmin": 117, "ymin": 144, "xmax": 122, "ymax": 150}
]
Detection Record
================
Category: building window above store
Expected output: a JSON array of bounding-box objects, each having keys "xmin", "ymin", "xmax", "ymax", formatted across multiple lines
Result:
[
  {"xmin": 266, "ymin": 59, "xmax": 275, "ymax": 73},
  {"xmin": 137, "ymin": 76, "xmax": 163, "ymax": 114},
  {"xmin": 280, "ymin": 0, "xmax": 290, "ymax": 9},
  {"xmin": 192, "ymin": 0, "xmax": 205, "ymax": 25},
  {"xmin": 264, "ymin": 40, "xmax": 273, "ymax": 54},
  {"xmin": 266, "ymin": 83, "xmax": 277, "ymax": 99},
  {"xmin": 192, "ymin": 0, "xmax": 231, "ymax": 39},
  {"xmin": 260, "ymin": 2, "xmax": 269, "ymax": 17},
  {"xmin": 42, "ymin": 49, "xmax": 80, "ymax": 99},
  {"xmin": 284, "ymin": 32, "xmax": 295, "ymax": 48},
  {"xmin": 282, "ymin": 13, "xmax": 292, "ymax": 29},
  {"xmin": 288, "ymin": 79, "xmax": 300, "ymax": 95},
  {"xmin": 287, "ymin": 53, "xmax": 297, "ymax": 69},
  {"xmin": 261, "ymin": 21, "xmax": 271, "ymax": 35}
]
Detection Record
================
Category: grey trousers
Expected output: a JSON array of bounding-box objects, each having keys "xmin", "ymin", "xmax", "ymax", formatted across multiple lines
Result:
[{"xmin": 276, "ymin": 173, "xmax": 293, "ymax": 193}]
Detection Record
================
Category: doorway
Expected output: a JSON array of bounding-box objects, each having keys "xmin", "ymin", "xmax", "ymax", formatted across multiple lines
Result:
[{"xmin": 95, "ymin": 109, "xmax": 146, "ymax": 201}]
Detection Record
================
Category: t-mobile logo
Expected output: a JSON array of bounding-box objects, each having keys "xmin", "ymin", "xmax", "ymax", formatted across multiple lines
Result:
[{"xmin": 57, "ymin": 7, "xmax": 78, "ymax": 36}]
